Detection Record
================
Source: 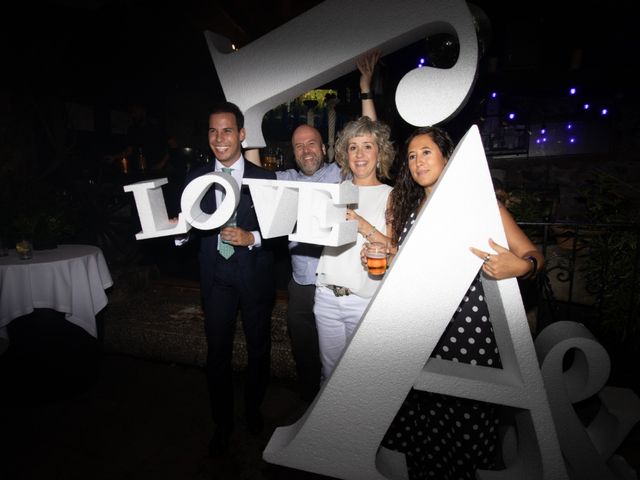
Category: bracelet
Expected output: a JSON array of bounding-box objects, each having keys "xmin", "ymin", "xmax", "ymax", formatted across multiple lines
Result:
[
  {"xmin": 359, "ymin": 91, "xmax": 374, "ymax": 100},
  {"xmin": 365, "ymin": 226, "xmax": 377, "ymax": 239},
  {"xmin": 520, "ymin": 255, "xmax": 538, "ymax": 279}
]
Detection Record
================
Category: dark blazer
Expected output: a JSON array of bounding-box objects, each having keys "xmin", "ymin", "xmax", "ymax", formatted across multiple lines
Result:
[{"xmin": 185, "ymin": 159, "xmax": 277, "ymax": 298}]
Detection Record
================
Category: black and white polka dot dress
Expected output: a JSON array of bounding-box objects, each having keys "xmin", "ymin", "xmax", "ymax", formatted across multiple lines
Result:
[{"xmin": 382, "ymin": 211, "xmax": 502, "ymax": 480}]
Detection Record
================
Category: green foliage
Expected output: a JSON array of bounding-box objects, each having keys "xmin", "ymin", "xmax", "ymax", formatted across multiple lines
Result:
[
  {"xmin": 8, "ymin": 181, "xmax": 76, "ymax": 247},
  {"xmin": 298, "ymin": 89, "xmax": 338, "ymax": 108},
  {"xmin": 502, "ymin": 187, "xmax": 554, "ymax": 244},
  {"xmin": 576, "ymin": 171, "xmax": 637, "ymax": 223},
  {"xmin": 503, "ymin": 188, "xmax": 552, "ymax": 222},
  {"xmin": 582, "ymin": 228, "xmax": 639, "ymax": 343},
  {"xmin": 578, "ymin": 172, "xmax": 640, "ymax": 344}
]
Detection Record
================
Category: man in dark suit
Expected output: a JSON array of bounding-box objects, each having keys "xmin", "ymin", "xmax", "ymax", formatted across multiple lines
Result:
[{"xmin": 184, "ymin": 101, "xmax": 276, "ymax": 456}]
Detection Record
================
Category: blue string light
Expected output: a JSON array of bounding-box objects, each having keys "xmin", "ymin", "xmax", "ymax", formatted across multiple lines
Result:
[{"xmin": 479, "ymin": 81, "xmax": 611, "ymax": 155}]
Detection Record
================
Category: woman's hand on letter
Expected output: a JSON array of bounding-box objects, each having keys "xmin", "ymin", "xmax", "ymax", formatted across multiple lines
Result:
[{"xmin": 470, "ymin": 238, "xmax": 531, "ymax": 280}]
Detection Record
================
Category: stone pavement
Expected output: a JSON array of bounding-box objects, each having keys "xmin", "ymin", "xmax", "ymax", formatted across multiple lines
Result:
[{"xmin": 0, "ymin": 266, "xmax": 638, "ymax": 480}]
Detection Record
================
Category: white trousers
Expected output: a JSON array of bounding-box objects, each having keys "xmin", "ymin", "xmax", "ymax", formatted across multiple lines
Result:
[{"xmin": 313, "ymin": 286, "xmax": 371, "ymax": 381}]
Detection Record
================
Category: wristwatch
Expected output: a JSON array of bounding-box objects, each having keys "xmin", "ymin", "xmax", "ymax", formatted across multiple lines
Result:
[{"xmin": 359, "ymin": 91, "xmax": 374, "ymax": 100}]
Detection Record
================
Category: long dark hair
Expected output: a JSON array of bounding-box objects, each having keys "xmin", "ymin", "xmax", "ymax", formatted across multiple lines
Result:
[{"xmin": 387, "ymin": 126, "xmax": 455, "ymax": 244}]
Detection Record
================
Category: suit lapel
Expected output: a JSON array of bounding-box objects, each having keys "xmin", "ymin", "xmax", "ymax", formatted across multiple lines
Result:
[
  {"xmin": 236, "ymin": 178, "xmax": 251, "ymax": 225},
  {"xmin": 200, "ymin": 163, "xmax": 218, "ymax": 213}
]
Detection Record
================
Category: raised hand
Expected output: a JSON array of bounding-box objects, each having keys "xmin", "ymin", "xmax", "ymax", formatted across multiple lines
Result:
[{"xmin": 356, "ymin": 49, "xmax": 381, "ymax": 92}]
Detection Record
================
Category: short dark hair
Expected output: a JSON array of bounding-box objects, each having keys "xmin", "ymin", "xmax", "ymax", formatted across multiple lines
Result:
[{"xmin": 208, "ymin": 101, "xmax": 244, "ymax": 130}]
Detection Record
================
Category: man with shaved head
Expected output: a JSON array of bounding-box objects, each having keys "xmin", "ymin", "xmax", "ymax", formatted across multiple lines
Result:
[
  {"xmin": 273, "ymin": 51, "xmax": 380, "ymax": 401},
  {"xmin": 275, "ymin": 124, "xmax": 343, "ymax": 402}
]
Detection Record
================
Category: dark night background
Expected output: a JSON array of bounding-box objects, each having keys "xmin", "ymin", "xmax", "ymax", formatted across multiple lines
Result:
[
  {"xmin": 2, "ymin": 0, "xmax": 640, "ymax": 255},
  {"xmin": 5, "ymin": 0, "xmax": 639, "ymax": 143}
]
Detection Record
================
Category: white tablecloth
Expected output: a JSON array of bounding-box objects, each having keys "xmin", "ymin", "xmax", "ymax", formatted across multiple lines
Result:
[{"xmin": 0, "ymin": 244, "xmax": 113, "ymax": 350}]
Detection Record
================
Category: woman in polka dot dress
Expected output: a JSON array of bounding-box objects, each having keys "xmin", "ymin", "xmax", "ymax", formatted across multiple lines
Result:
[{"xmin": 380, "ymin": 126, "xmax": 544, "ymax": 479}]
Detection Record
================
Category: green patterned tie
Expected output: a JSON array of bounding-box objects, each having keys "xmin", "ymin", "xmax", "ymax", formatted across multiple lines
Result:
[{"xmin": 218, "ymin": 167, "xmax": 236, "ymax": 259}]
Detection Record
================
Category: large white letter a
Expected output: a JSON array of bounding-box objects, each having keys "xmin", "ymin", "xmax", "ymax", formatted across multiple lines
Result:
[{"xmin": 264, "ymin": 127, "xmax": 567, "ymax": 480}]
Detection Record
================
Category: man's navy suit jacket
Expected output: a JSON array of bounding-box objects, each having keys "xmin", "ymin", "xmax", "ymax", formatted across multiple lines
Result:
[{"xmin": 185, "ymin": 160, "xmax": 277, "ymax": 299}]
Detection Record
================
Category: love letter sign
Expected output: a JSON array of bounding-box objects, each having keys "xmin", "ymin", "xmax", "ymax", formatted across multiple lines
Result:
[{"xmin": 123, "ymin": 174, "xmax": 359, "ymax": 246}]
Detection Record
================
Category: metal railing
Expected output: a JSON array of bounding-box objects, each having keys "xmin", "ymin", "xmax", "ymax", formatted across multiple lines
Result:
[{"xmin": 517, "ymin": 221, "xmax": 640, "ymax": 344}]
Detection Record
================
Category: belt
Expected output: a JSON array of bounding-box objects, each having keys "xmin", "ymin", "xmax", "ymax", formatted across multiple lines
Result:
[{"xmin": 326, "ymin": 285, "xmax": 351, "ymax": 297}]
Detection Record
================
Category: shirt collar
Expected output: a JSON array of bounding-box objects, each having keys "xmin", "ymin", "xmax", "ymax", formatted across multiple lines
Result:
[{"xmin": 215, "ymin": 156, "xmax": 245, "ymax": 178}]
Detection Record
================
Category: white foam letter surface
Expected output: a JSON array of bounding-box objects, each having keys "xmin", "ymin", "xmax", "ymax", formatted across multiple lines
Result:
[
  {"xmin": 205, "ymin": 0, "xmax": 478, "ymax": 147},
  {"xmin": 180, "ymin": 172, "xmax": 239, "ymax": 230},
  {"xmin": 243, "ymin": 179, "xmax": 359, "ymax": 246},
  {"xmin": 124, "ymin": 172, "xmax": 239, "ymax": 239},
  {"xmin": 535, "ymin": 321, "xmax": 640, "ymax": 480},
  {"xmin": 123, "ymin": 178, "xmax": 189, "ymax": 240}
]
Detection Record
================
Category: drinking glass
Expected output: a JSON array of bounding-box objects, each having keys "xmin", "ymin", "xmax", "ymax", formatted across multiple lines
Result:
[
  {"xmin": 365, "ymin": 242, "xmax": 387, "ymax": 276},
  {"xmin": 16, "ymin": 239, "xmax": 33, "ymax": 260}
]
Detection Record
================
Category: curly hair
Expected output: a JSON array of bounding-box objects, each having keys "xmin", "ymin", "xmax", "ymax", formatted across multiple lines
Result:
[
  {"xmin": 387, "ymin": 126, "xmax": 455, "ymax": 244},
  {"xmin": 333, "ymin": 116, "xmax": 395, "ymax": 181}
]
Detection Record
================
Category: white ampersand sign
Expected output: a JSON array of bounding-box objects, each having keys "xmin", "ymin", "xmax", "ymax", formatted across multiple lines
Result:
[{"xmin": 534, "ymin": 321, "xmax": 640, "ymax": 480}]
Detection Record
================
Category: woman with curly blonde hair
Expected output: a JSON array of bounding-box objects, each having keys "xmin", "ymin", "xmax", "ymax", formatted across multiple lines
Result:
[
  {"xmin": 333, "ymin": 115, "xmax": 396, "ymax": 182},
  {"xmin": 314, "ymin": 115, "xmax": 395, "ymax": 381}
]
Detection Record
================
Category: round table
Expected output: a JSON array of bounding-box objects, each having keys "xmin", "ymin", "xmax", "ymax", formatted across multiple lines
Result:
[{"xmin": 0, "ymin": 244, "xmax": 113, "ymax": 354}]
